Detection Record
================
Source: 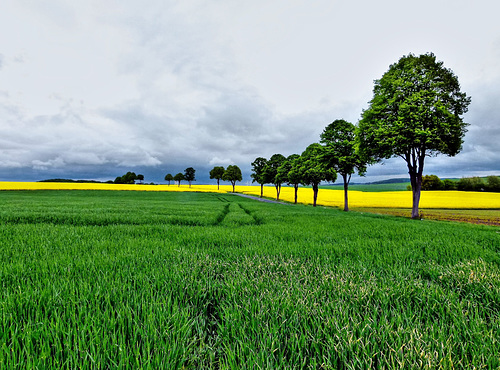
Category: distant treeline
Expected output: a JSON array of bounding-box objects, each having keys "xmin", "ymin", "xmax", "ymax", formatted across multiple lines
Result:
[
  {"xmin": 411, "ymin": 175, "xmax": 500, "ymax": 192},
  {"xmin": 39, "ymin": 179, "xmax": 113, "ymax": 184}
]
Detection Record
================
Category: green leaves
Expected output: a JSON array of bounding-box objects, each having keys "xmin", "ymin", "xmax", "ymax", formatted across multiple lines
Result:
[
  {"xmin": 357, "ymin": 52, "xmax": 471, "ymax": 218},
  {"xmin": 292, "ymin": 144, "xmax": 337, "ymax": 186},
  {"xmin": 358, "ymin": 53, "xmax": 470, "ymax": 160}
]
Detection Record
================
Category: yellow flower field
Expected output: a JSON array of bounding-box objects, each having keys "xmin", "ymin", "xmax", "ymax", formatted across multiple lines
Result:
[
  {"xmin": 1, "ymin": 182, "xmax": 500, "ymax": 209},
  {"xmin": 238, "ymin": 186, "xmax": 500, "ymax": 209}
]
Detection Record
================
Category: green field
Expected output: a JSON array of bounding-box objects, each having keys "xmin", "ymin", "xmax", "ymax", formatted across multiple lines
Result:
[
  {"xmin": 1, "ymin": 190, "xmax": 499, "ymax": 368},
  {"xmin": 323, "ymin": 182, "xmax": 411, "ymax": 192}
]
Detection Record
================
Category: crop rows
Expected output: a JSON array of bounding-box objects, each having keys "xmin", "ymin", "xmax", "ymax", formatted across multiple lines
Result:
[{"xmin": 0, "ymin": 190, "xmax": 499, "ymax": 368}]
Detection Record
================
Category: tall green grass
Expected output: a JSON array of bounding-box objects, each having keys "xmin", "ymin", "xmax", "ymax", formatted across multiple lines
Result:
[{"xmin": 0, "ymin": 190, "xmax": 499, "ymax": 368}]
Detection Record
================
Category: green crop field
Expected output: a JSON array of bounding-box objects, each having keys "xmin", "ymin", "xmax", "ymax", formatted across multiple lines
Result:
[{"xmin": 1, "ymin": 190, "xmax": 499, "ymax": 368}]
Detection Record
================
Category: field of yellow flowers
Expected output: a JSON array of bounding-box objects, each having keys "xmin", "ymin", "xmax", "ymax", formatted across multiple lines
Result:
[{"xmin": 2, "ymin": 182, "xmax": 500, "ymax": 209}]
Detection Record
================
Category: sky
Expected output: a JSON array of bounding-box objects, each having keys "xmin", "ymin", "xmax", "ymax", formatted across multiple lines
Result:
[{"xmin": 1, "ymin": 0, "xmax": 499, "ymax": 184}]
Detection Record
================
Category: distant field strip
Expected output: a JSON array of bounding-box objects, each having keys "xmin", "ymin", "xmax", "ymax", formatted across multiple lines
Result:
[{"xmin": 2, "ymin": 182, "xmax": 500, "ymax": 209}]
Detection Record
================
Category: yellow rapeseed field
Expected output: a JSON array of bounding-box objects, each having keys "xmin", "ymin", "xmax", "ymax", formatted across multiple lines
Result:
[
  {"xmin": 238, "ymin": 186, "xmax": 500, "ymax": 209},
  {"xmin": 1, "ymin": 182, "xmax": 500, "ymax": 209}
]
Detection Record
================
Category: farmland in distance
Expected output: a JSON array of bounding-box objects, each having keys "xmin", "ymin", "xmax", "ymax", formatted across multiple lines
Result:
[{"xmin": 1, "ymin": 190, "xmax": 499, "ymax": 368}]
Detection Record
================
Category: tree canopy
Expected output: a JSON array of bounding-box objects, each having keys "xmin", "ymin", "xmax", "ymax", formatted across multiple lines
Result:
[
  {"xmin": 164, "ymin": 173, "xmax": 174, "ymax": 185},
  {"xmin": 173, "ymin": 173, "xmax": 185, "ymax": 186},
  {"xmin": 289, "ymin": 144, "xmax": 336, "ymax": 207},
  {"xmin": 321, "ymin": 119, "xmax": 367, "ymax": 211},
  {"xmin": 209, "ymin": 166, "xmax": 225, "ymax": 190},
  {"xmin": 184, "ymin": 167, "xmax": 196, "ymax": 187},
  {"xmin": 276, "ymin": 154, "xmax": 300, "ymax": 204},
  {"xmin": 251, "ymin": 157, "xmax": 268, "ymax": 197},
  {"xmin": 114, "ymin": 172, "xmax": 138, "ymax": 184},
  {"xmin": 357, "ymin": 53, "xmax": 471, "ymax": 218},
  {"xmin": 264, "ymin": 154, "xmax": 286, "ymax": 200},
  {"xmin": 222, "ymin": 165, "xmax": 242, "ymax": 193}
]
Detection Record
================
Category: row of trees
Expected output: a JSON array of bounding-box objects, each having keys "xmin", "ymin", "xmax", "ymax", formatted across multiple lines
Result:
[
  {"xmin": 252, "ymin": 53, "xmax": 471, "ymax": 218},
  {"xmin": 164, "ymin": 167, "xmax": 196, "ymax": 187},
  {"xmin": 251, "ymin": 119, "xmax": 364, "ymax": 210},
  {"xmin": 163, "ymin": 165, "xmax": 243, "ymax": 192},
  {"xmin": 418, "ymin": 175, "xmax": 500, "ymax": 192}
]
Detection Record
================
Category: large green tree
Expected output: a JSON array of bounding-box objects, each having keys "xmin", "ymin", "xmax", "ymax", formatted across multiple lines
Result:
[
  {"xmin": 320, "ymin": 119, "xmax": 367, "ymax": 212},
  {"xmin": 289, "ymin": 144, "xmax": 336, "ymax": 207},
  {"xmin": 184, "ymin": 167, "xmax": 196, "ymax": 188},
  {"xmin": 209, "ymin": 166, "xmax": 225, "ymax": 190},
  {"xmin": 222, "ymin": 165, "xmax": 242, "ymax": 193},
  {"xmin": 264, "ymin": 154, "xmax": 286, "ymax": 200},
  {"xmin": 276, "ymin": 154, "xmax": 300, "ymax": 204},
  {"xmin": 357, "ymin": 53, "xmax": 471, "ymax": 219},
  {"xmin": 251, "ymin": 157, "xmax": 268, "ymax": 197}
]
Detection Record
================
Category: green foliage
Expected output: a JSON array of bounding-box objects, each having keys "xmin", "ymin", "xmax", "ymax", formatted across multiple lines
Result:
[
  {"xmin": 289, "ymin": 144, "xmax": 337, "ymax": 206},
  {"xmin": 443, "ymin": 178, "xmax": 457, "ymax": 190},
  {"xmin": 320, "ymin": 119, "xmax": 367, "ymax": 178},
  {"xmin": 114, "ymin": 171, "xmax": 138, "ymax": 184},
  {"xmin": 486, "ymin": 176, "xmax": 500, "ymax": 192},
  {"xmin": 164, "ymin": 173, "xmax": 174, "ymax": 185},
  {"xmin": 457, "ymin": 176, "xmax": 485, "ymax": 191},
  {"xmin": 222, "ymin": 165, "xmax": 242, "ymax": 192},
  {"xmin": 184, "ymin": 167, "xmax": 196, "ymax": 187},
  {"xmin": 0, "ymin": 190, "xmax": 499, "ymax": 368},
  {"xmin": 264, "ymin": 154, "xmax": 286, "ymax": 200},
  {"xmin": 421, "ymin": 174, "xmax": 444, "ymax": 190},
  {"xmin": 173, "ymin": 172, "xmax": 185, "ymax": 186},
  {"xmin": 209, "ymin": 166, "xmax": 225, "ymax": 190},
  {"xmin": 357, "ymin": 53, "xmax": 471, "ymax": 218},
  {"xmin": 276, "ymin": 154, "xmax": 300, "ymax": 203},
  {"xmin": 321, "ymin": 119, "xmax": 367, "ymax": 211}
]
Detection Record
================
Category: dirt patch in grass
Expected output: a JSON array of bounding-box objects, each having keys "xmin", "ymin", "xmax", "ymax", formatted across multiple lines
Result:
[{"xmin": 353, "ymin": 207, "xmax": 500, "ymax": 226}]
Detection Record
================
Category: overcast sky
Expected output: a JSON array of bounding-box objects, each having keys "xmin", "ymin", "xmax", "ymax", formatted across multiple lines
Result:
[{"xmin": 1, "ymin": 0, "xmax": 499, "ymax": 184}]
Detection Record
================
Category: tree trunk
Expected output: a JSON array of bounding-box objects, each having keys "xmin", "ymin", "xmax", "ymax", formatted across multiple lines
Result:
[
  {"xmin": 260, "ymin": 183, "xmax": 263, "ymax": 197},
  {"xmin": 343, "ymin": 174, "xmax": 350, "ymax": 212},
  {"xmin": 217, "ymin": 179, "xmax": 220, "ymax": 190},
  {"xmin": 275, "ymin": 184, "xmax": 281, "ymax": 200},
  {"xmin": 411, "ymin": 175, "xmax": 422, "ymax": 219},
  {"xmin": 312, "ymin": 183, "xmax": 318, "ymax": 207},
  {"xmin": 232, "ymin": 182, "xmax": 235, "ymax": 192},
  {"xmin": 407, "ymin": 151, "xmax": 425, "ymax": 219},
  {"xmin": 294, "ymin": 184, "xmax": 298, "ymax": 204}
]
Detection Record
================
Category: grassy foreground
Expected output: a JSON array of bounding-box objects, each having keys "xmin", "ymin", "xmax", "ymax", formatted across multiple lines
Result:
[{"xmin": 0, "ymin": 190, "xmax": 499, "ymax": 368}]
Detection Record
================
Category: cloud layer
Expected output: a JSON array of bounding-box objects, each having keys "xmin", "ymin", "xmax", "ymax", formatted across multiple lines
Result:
[{"xmin": 1, "ymin": 0, "xmax": 499, "ymax": 183}]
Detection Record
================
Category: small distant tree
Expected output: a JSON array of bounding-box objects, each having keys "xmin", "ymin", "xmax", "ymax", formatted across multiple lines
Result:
[
  {"xmin": 264, "ymin": 154, "xmax": 286, "ymax": 200},
  {"xmin": 222, "ymin": 165, "xmax": 242, "ymax": 192},
  {"xmin": 421, "ymin": 175, "xmax": 444, "ymax": 190},
  {"xmin": 209, "ymin": 166, "xmax": 225, "ymax": 190},
  {"xmin": 276, "ymin": 154, "xmax": 300, "ymax": 204},
  {"xmin": 184, "ymin": 167, "xmax": 196, "ymax": 188},
  {"xmin": 164, "ymin": 173, "xmax": 174, "ymax": 185},
  {"xmin": 290, "ymin": 144, "xmax": 337, "ymax": 207},
  {"xmin": 320, "ymin": 119, "xmax": 367, "ymax": 211},
  {"xmin": 251, "ymin": 157, "xmax": 268, "ymax": 197},
  {"xmin": 173, "ymin": 173, "xmax": 185, "ymax": 187},
  {"xmin": 137, "ymin": 174, "xmax": 144, "ymax": 184}
]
